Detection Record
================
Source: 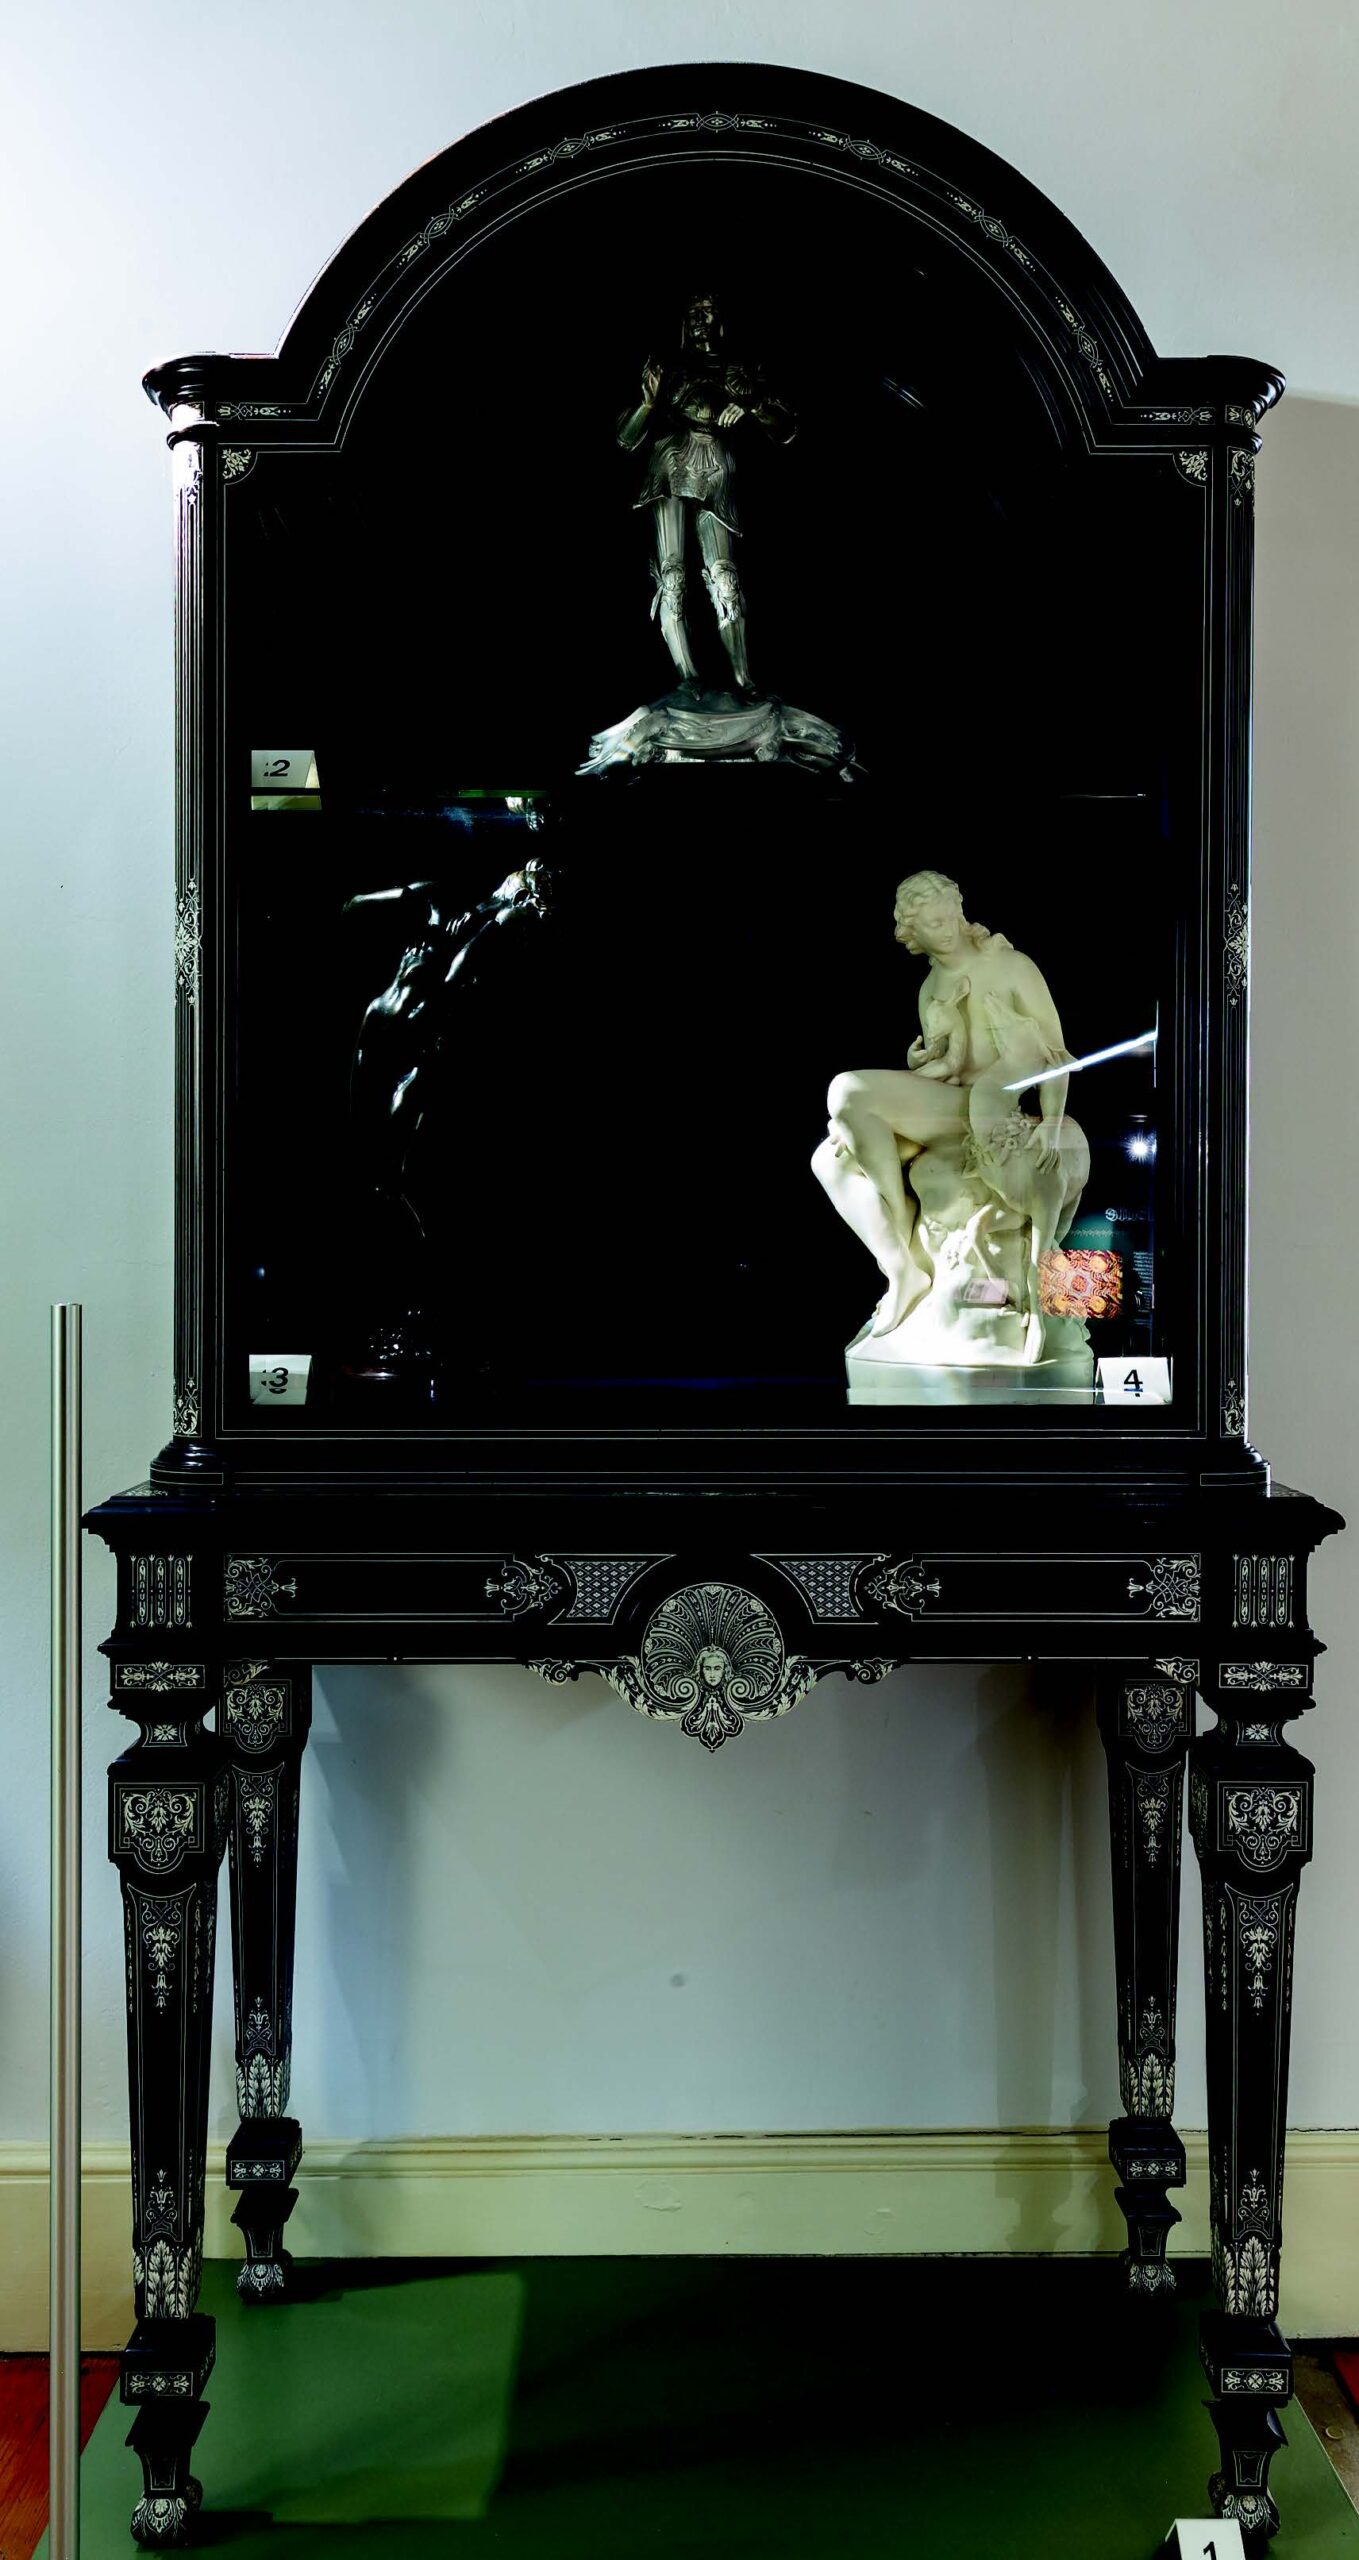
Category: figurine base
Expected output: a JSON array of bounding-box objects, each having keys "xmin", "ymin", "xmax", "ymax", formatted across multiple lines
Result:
[
  {"xmin": 846, "ymin": 1337, "xmax": 1096, "ymax": 1405},
  {"xmin": 580, "ymin": 685, "xmax": 856, "ymax": 778}
]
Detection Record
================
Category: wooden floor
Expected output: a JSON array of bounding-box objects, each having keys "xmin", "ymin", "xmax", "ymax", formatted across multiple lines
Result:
[{"xmin": 0, "ymin": 2357, "xmax": 117, "ymax": 2560}]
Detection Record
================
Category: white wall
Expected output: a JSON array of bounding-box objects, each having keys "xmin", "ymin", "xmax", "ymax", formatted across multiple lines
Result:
[{"xmin": 3, "ymin": 1, "xmax": 1357, "ymax": 2166}]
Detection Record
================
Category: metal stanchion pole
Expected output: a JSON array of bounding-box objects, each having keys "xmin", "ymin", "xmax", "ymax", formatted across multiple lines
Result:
[{"xmin": 50, "ymin": 1303, "xmax": 82, "ymax": 2560}]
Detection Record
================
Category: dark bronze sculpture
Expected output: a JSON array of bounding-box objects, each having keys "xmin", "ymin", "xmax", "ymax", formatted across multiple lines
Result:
[
  {"xmin": 347, "ymin": 857, "xmax": 553, "ymax": 1251},
  {"xmin": 338, "ymin": 856, "xmax": 552, "ymax": 1398}
]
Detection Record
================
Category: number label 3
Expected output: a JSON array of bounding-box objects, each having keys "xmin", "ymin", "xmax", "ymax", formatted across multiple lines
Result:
[{"xmin": 248, "ymin": 1351, "xmax": 312, "ymax": 1409}]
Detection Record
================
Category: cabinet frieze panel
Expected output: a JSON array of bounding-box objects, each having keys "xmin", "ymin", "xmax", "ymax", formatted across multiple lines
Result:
[
  {"xmin": 864, "ymin": 1552, "xmax": 1202, "ymax": 1622},
  {"xmin": 222, "ymin": 1551, "xmax": 571, "ymax": 1623}
]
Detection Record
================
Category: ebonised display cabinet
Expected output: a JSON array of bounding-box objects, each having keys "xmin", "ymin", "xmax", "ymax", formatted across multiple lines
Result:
[{"xmin": 87, "ymin": 61, "xmax": 1342, "ymax": 2550}]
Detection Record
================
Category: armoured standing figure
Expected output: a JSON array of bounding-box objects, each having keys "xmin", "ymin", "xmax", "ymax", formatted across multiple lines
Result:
[{"xmin": 618, "ymin": 290, "xmax": 796, "ymax": 693}]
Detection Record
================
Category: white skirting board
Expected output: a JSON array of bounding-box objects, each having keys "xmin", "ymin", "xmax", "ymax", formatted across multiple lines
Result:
[{"xmin": 5, "ymin": 2126, "xmax": 1357, "ymax": 2351}]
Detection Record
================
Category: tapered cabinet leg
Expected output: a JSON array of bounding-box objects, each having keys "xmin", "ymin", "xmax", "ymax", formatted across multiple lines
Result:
[
  {"xmin": 109, "ymin": 1666, "xmax": 229, "ymax": 2547},
  {"xmin": 1190, "ymin": 1679, "xmax": 1314, "ymax": 2552},
  {"xmin": 222, "ymin": 1661, "xmax": 312, "ymax": 2300},
  {"xmin": 1097, "ymin": 1667, "xmax": 1195, "ymax": 2294}
]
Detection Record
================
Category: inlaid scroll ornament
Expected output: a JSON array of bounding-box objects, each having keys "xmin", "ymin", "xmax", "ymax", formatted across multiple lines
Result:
[
  {"xmin": 1126, "ymin": 1555, "xmax": 1201, "ymax": 1619},
  {"xmin": 1154, "ymin": 1656, "xmax": 1199, "ymax": 1688},
  {"xmin": 532, "ymin": 1579, "xmax": 895, "ymax": 1752},
  {"xmin": 860, "ymin": 1558, "xmax": 942, "ymax": 1617},
  {"xmin": 224, "ymin": 1556, "xmax": 299, "ymax": 1619},
  {"xmin": 485, "ymin": 1559, "xmax": 563, "ymax": 1616}
]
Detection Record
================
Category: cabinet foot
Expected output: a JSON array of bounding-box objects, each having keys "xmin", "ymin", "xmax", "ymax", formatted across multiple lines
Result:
[
  {"xmin": 1110, "ymin": 2115, "xmax": 1186, "ymax": 2294},
  {"xmin": 126, "ymin": 2398, "xmax": 208, "ymax": 2548},
  {"xmin": 231, "ymin": 2185, "xmax": 298, "ymax": 2301},
  {"xmin": 1201, "ymin": 2310, "xmax": 1292, "ymax": 2550},
  {"xmin": 227, "ymin": 2114, "xmax": 302, "ymax": 2301}
]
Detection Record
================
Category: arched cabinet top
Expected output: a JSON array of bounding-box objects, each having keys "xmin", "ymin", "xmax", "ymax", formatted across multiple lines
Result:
[{"xmin": 143, "ymin": 61, "xmax": 1281, "ymax": 450}]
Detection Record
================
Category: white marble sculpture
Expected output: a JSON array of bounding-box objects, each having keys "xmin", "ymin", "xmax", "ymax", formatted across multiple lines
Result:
[{"xmin": 811, "ymin": 870, "xmax": 1094, "ymax": 1400}]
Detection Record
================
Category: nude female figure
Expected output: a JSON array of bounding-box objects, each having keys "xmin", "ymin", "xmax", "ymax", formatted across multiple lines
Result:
[{"xmin": 811, "ymin": 869, "xmax": 1086, "ymax": 1360}]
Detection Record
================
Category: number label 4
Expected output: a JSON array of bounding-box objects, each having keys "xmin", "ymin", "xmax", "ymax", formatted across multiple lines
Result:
[{"xmin": 1098, "ymin": 1355, "xmax": 1171, "ymax": 1405}]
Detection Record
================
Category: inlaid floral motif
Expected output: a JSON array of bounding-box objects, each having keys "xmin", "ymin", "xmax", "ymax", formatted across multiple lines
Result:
[
  {"xmin": 116, "ymin": 1663, "xmax": 205, "ymax": 1691},
  {"xmin": 1213, "ymin": 2165, "xmax": 1275, "ymax": 2316},
  {"xmin": 1127, "ymin": 2261, "xmax": 1175, "ymax": 2294},
  {"xmin": 1122, "ymin": 1993, "xmax": 1174, "ymax": 2116},
  {"xmin": 133, "ymin": 2222, "xmax": 201, "ymax": 2320},
  {"xmin": 237, "ymin": 1992, "xmax": 290, "ymax": 2116},
  {"xmin": 224, "ymin": 1674, "xmax": 289, "ymax": 1754},
  {"xmin": 132, "ymin": 1554, "xmax": 192, "ymax": 1630},
  {"xmin": 1223, "ymin": 1784, "xmax": 1303, "ymax": 1872},
  {"xmin": 1123, "ymin": 1681, "xmax": 1187, "ymax": 1752},
  {"xmin": 1134, "ymin": 1768, "xmax": 1174, "ymax": 1866},
  {"xmin": 236, "ymin": 1770, "xmax": 278, "ymax": 1869},
  {"xmin": 1237, "ymin": 1895, "xmax": 1284, "ymax": 2012},
  {"xmin": 1221, "ymin": 1662, "xmax": 1306, "ymax": 1692},
  {"xmin": 138, "ymin": 1897, "xmax": 187, "ymax": 2012},
  {"xmin": 117, "ymin": 1785, "xmax": 201, "ymax": 1875},
  {"xmin": 1232, "ymin": 1553, "xmax": 1292, "ymax": 1629}
]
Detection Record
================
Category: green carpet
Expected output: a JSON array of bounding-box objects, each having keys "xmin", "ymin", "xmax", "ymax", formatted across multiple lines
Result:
[{"xmin": 40, "ymin": 2258, "xmax": 1359, "ymax": 2557}]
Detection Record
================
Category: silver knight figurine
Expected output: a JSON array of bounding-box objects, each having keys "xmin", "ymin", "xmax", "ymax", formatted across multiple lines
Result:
[{"xmin": 617, "ymin": 289, "xmax": 795, "ymax": 693}]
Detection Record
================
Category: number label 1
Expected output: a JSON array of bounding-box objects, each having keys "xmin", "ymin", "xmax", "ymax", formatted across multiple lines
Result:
[
  {"xmin": 248, "ymin": 1352, "xmax": 312, "ymax": 1408},
  {"xmin": 1098, "ymin": 1355, "xmax": 1172, "ymax": 1405},
  {"xmin": 1163, "ymin": 2519, "xmax": 1246, "ymax": 2560}
]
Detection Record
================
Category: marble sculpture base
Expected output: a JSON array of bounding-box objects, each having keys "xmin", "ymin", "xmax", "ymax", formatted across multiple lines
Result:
[{"xmin": 846, "ymin": 1331, "xmax": 1096, "ymax": 1405}]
